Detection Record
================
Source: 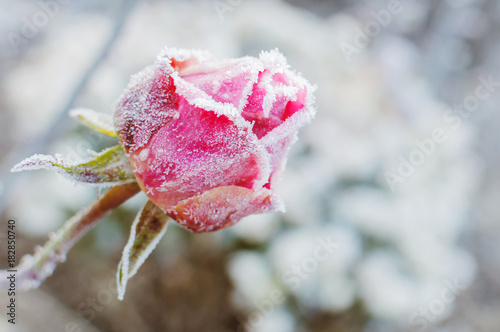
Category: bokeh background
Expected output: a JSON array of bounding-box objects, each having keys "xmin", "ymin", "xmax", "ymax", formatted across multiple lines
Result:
[{"xmin": 0, "ymin": 0, "xmax": 499, "ymax": 331}]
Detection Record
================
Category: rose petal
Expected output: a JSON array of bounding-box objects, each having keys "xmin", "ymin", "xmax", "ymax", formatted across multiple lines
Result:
[
  {"xmin": 169, "ymin": 186, "xmax": 284, "ymax": 233},
  {"xmin": 157, "ymin": 47, "xmax": 211, "ymax": 75},
  {"xmin": 264, "ymin": 134, "xmax": 297, "ymax": 189},
  {"xmin": 241, "ymin": 50, "xmax": 311, "ymax": 139},
  {"xmin": 130, "ymin": 99, "xmax": 271, "ymax": 208},
  {"xmin": 114, "ymin": 66, "xmax": 179, "ymax": 153},
  {"xmin": 181, "ymin": 57, "xmax": 262, "ymax": 112},
  {"xmin": 260, "ymin": 75, "xmax": 317, "ymax": 147},
  {"xmin": 155, "ymin": 48, "xmax": 244, "ymax": 122}
]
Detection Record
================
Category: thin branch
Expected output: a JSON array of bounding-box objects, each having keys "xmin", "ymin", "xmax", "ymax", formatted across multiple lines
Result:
[{"xmin": 0, "ymin": 182, "xmax": 141, "ymax": 290}]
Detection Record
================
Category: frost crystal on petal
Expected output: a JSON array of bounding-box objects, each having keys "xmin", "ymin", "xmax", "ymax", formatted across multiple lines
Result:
[
  {"xmin": 238, "ymin": 48, "xmax": 316, "ymax": 140},
  {"xmin": 181, "ymin": 57, "xmax": 263, "ymax": 113},
  {"xmin": 114, "ymin": 46, "xmax": 316, "ymax": 232},
  {"xmin": 114, "ymin": 66, "xmax": 180, "ymax": 153},
  {"xmin": 170, "ymin": 186, "xmax": 284, "ymax": 233},
  {"xmin": 130, "ymin": 99, "xmax": 271, "ymax": 208},
  {"xmin": 260, "ymin": 79, "xmax": 317, "ymax": 147}
]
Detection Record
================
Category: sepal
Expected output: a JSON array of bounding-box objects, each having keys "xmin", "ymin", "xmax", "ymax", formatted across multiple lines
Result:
[{"xmin": 117, "ymin": 200, "xmax": 169, "ymax": 300}]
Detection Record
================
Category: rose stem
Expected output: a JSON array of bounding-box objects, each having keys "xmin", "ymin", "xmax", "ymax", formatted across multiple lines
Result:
[{"xmin": 0, "ymin": 182, "xmax": 141, "ymax": 290}]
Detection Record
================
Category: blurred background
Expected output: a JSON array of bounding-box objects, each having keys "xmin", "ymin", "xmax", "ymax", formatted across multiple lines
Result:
[{"xmin": 0, "ymin": 0, "xmax": 499, "ymax": 331}]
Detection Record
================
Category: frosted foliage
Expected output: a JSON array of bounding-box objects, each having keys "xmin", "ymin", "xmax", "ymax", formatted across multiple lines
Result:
[
  {"xmin": 11, "ymin": 146, "xmax": 135, "ymax": 187},
  {"xmin": 11, "ymin": 154, "xmax": 59, "ymax": 172},
  {"xmin": 118, "ymin": 200, "xmax": 169, "ymax": 300},
  {"xmin": 70, "ymin": 108, "xmax": 116, "ymax": 136}
]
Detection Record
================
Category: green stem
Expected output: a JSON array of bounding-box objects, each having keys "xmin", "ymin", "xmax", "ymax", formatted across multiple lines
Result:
[{"xmin": 1, "ymin": 182, "xmax": 140, "ymax": 290}]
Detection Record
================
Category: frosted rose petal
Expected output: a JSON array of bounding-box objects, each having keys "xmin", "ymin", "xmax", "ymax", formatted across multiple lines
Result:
[
  {"xmin": 264, "ymin": 134, "xmax": 297, "ymax": 189},
  {"xmin": 130, "ymin": 99, "xmax": 270, "ymax": 208},
  {"xmin": 169, "ymin": 186, "xmax": 284, "ymax": 233},
  {"xmin": 241, "ymin": 53, "xmax": 312, "ymax": 139},
  {"xmin": 181, "ymin": 57, "xmax": 262, "ymax": 112},
  {"xmin": 115, "ymin": 67, "xmax": 179, "ymax": 153}
]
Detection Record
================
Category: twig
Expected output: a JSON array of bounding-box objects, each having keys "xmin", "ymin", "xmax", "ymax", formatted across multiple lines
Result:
[{"xmin": 0, "ymin": 182, "xmax": 140, "ymax": 290}]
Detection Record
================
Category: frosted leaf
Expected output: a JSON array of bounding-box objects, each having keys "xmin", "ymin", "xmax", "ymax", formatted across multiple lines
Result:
[
  {"xmin": 117, "ymin": 200, "xmax": 169, "ymax": 300},
  {"xmin": 69, "ymin": 108, "xmax": 117, "ymax": 137},
  {"xmin": 11, "ymin": 145, "xmax": 136, "ymax": 187}
]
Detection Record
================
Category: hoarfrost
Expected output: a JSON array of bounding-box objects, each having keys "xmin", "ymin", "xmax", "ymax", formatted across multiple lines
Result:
[
  {"xmin": 11, "ymin": 145, "xmax": 136, "ymax": 187},
  {"xmin": 129, "ymin": 99, "xmax": 272, "ymax": 208},
  {"xmin": 114, "ymin": 66, "xmax": 179, "ymax": 153},
  {"xmin": 172, "ymin": 186, "xmax": 283, "ymax": 233},
  {"xmin": 117, "ymin": 200, "xmax": 169, "ymax": 300},
  {"xmin": 69, "ymin": 108, "xmax": 116, "ymax": 136}
]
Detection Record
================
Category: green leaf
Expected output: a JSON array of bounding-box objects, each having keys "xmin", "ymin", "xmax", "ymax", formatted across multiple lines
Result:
[
  {"xmin": 11, "ymin": 145, "xmax": 135, "ymax": 187},
  {"xmin": 69, "ymin": 108, "xmax": 117, "ymax": 137},
  {"xmin": 117, "ymin": 200, "xmax": 169, "ymax": 300}
]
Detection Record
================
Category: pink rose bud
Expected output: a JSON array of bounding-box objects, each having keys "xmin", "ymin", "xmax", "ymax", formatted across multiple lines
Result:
[{"xmin": 115, "ymin": 48, "xmax": 315, "ymax": 233}]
